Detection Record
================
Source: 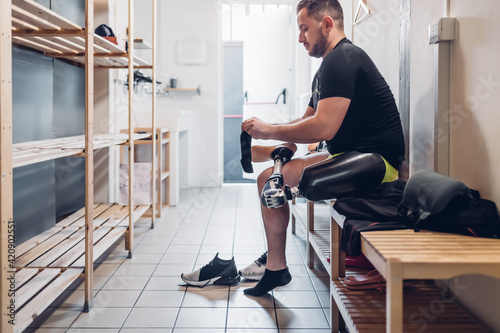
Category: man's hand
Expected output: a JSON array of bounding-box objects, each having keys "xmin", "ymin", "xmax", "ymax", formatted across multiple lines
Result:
[{"xmin": 241, "ymin": 117, "xmax": 273, "ymax": 140}]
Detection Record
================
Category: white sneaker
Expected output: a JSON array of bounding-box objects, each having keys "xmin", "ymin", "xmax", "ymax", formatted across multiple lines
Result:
[{"xmin": 238, "ymin": 251, "xmax": 267, "ymax": 281}]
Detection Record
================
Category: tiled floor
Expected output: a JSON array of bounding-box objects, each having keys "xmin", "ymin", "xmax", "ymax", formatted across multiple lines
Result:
[{"xmin": 26, "ymin": 184, "xmax": 332, "ymax": 333}]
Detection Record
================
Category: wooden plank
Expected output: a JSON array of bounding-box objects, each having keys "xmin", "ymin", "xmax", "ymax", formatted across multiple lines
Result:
[
  {"xmin": 65, "ymin": 203, "xmax": 111, "ymax": 227},
  {"xmin": 12, "ymin": 0, "xmax": 82, "ymax": 30},
  {"xmin": 15, "ymin": 268, "xmax": 39, "ymax": 289},
  {"xmin": 29, "ymin": 228, "xmax": 86, "ymax": 267},
  {"xmin": 93, "ymin": 204, "xmax": 123, "ymax": 226},
  {"xmin": 21, "ymin": 36, "xmax": 77, "ymax": 53},
  {"xmin": 117, "ymin": 205, "xmax": 149, "ymax": 227},
  {"xmin": 50, "ymin": 227, "xmax": 113, "ymax": 267},
  {"xmin": 15, "ymin": 269, "xmax": 82, "ymax": 333},
  {"xmin": 71, "ymin": 227, "xmax": 127, "ymax": 267},
  {"xmin": 13, "ymin": 148, "xmax": 83, "ymax": 168},
  {"xmin": 94, "ymin": 34, "xmax": 125, "ymax": 53},
  {"xmin": 16, "ymin": 269, "xmax": 60, "ymax": 308},
  {"xmin": 99, "ymin": 205, "xmax": 129, "ymax": 227},
  {"xmin": 12, "ymin": 35, "xmax": 62, "ymax": 54},
  {"xmin": 35, "ymin": 36, "xmax": 85, "ymax": 52},
  {"xmin": 15, "ymin": 227, "xmax": 80, "ymax": 267},
  {"xmin": 15, "ymin": 226, "xmax": 63, "ymax": 257},
  {"xmin": 56, "ymin": 204, "xmax": 95, "ymax": 227},
  {"xmin": 11, "ymin": 4, "xmax": 60, "ymax": 31}
]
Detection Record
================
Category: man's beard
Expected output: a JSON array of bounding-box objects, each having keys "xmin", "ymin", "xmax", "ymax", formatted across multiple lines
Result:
[{"xmin": 309, "ymin": 29, "xmax": 328, "ymax": 58}]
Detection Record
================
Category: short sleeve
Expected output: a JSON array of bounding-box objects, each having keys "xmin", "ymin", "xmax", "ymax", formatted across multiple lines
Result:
[{"xmin": 317, "ymin": 51, "xmax": 358, "ymax": 100}]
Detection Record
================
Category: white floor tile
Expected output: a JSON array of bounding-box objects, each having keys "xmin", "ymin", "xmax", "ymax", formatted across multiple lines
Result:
[
  {"xmin": 154, "ymin": 264, "xmax": 194, "ymax": 277},
  {"xmin": 93, "ymin": 290, "xmax": 141, "ymax": 308},
  {"xmin": 114, "ymin": 263, "xmax": 157, "ymax": 276},
  {"xmin": 228, "ymin": 290, "xmax": 274, "ymax": 308},
  {"xmin": 101, "ymin": 275, "xmax": 150, "ymax": 291},
  {"xmin": 273, "ymin": 290, "xmax": 322, "ymax": 308},
  {"xmin": 72, "ymin": 308, "xmax": 131, "ymax": 328},
  {"xmin": 135, "ymin": 290, "xmax": 185, "ymax": 307},
  {"xmin": 175, "ymin": 307, "xmax": 227, "ymax": 328},
  {"xmin": 123, "ymin": 308, "xmax": 178, "ymax": 328},
  {"xmin": 29, "ymin": 308, "xmax": 81, "ymax": 329},
  {"xmin": 226, "ymin": 307, "xmax": 278, "ymax": 329},
  {"xmin": 181, "ymin": 289, "xmax": 228, "ymax": 308},
  {"xmin": 276, "ymin": 308, "xmax": 330, "ymax": 329},
  {"xmin": 67, "ymin": 329, "xmax": 120, "ymax": 333},
  {"xmin": 145, "ymin": 276, "xmax": 188, "ymax": 291}
]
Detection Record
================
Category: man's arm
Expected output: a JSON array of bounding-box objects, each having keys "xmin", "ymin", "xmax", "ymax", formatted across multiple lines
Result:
[
  {"xmin": 269, "ymin": 105, "xmax": 316, "ymax": 126},
  {"xmin": 242, "ymin": 97, "xmax": 350, "ymax": 143}
]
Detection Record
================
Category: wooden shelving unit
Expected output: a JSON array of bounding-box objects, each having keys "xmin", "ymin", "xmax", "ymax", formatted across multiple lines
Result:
[{"xmin": 0, "ymin": 0, "xmax": 158, "ymax": 332}]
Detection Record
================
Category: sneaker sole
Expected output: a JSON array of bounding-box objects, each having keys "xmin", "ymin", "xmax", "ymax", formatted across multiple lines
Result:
[
  {"xmin": 181, "ymin": 274, "xmax": 241, "ymax": 288},
  {"xmin": 238, "ymin": 271, "xmax": 263, "ymax": 281}
]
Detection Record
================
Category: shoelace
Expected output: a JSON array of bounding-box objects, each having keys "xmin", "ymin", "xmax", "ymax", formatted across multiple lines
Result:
[{"xmin": 254, "ymin": 252, "xmax": 267, "ymax": 266}]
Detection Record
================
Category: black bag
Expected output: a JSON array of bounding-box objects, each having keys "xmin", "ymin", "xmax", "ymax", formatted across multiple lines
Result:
[{"xmin": 398, "ymin": 169, "xmax": 500, "ymax": 238}]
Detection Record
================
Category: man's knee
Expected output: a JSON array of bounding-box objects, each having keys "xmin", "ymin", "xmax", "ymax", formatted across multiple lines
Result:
[{"xmin": 257, "ymin": 168, "xmax": 273, "ymax": 188}]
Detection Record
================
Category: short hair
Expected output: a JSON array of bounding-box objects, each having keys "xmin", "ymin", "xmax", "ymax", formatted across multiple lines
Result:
[{"xmin": 297, "ymin": 0, "xmax": 344, "ymax": 30}]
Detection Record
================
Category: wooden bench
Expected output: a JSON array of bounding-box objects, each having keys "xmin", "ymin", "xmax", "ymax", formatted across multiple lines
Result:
[{"xmin": 329, "ymin": 206, "xmax": 499, "ymax": 333}]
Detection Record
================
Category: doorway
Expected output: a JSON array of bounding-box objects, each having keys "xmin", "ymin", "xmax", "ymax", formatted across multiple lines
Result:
[{"xmin": 222, "ymin": 4, "xmax": 295, "ymax": 183}]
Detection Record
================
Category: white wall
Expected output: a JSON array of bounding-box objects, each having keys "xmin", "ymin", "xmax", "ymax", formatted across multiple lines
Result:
[
  {"xmin": 408, "ymin": 0, "xmax": 500, "ymax": 330},
  {"xmin": 347, "ymin": 0, "xmax": 500, "ymax": 330},
  {"xmin": 351, "ymin": 0, "xmax": 400, "ymax": 105},
  {"xmin": 448, "ymin": 0, "xmax": 500, "ymax": 330},
  {"xmin": 132, "ymin": 0, "xmax": 223, "ymax": 188}
]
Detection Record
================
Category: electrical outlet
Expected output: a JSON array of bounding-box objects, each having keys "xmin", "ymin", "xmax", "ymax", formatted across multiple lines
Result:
[{"xmin": 429, "ymin": 18, "xmax": 456, "ymax": 44}]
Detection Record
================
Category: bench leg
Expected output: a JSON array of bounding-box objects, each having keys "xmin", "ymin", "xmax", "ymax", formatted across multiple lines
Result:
[
  {"xmin": 386, "ymin": 261, "xmax": 403, "ymax": 333},
  {"xmin": 306, "ymin": 200, "xmax": 315, "ymax": 267}
]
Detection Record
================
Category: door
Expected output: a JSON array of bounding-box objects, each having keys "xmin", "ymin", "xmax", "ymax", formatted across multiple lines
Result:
[{"xmin": 223, "ymin": 42, "xmax": 253, "ymax": 183}]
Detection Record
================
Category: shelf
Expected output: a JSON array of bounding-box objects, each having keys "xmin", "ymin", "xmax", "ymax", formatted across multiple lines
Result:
[
  {"xmin": 12, "ymin": 133, "xmax": 152, "ymax": 168},
  {"xmin": 13, "ymin": 202, "xmax": 149, "ymax": 331},
  {"xmin": 164, "ymin": 86, "xmax": 201, "ymax": 95},
  {"xmin": 331, "ymin": 273, "xmax": 487, "ymax": 333},
  {"xmin": 11, "ymin": 0, "xmax": 151, "ymax": 68},
  {"xmin": 309, "ymin": 230, "xmax": 331, "ymax": 270},
  {"xmin": 126, "ymin": 38, "xmax": 152, "ymax": 49},
  {"xmin": 15, "ymin": 203, "xmax": 149, "ymax": 268},
  {"xmin": 15, "ymin": 268, "xmax": 83, "ymax": 333}
]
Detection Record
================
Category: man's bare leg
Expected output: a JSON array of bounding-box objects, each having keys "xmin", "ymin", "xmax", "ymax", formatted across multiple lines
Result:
[{"xmin": 244, "ymin": 151, "xmax": 329, "ymax": 296}]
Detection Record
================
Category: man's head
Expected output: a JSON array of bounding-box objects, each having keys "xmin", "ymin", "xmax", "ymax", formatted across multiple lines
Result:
[{"xmin": 296, "ymin": 0, "xmax": 344, "ymax": 58}]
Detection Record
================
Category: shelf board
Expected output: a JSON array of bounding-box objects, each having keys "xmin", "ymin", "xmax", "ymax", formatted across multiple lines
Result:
[
  {"xmin": 125, "ymin": 38, "xmax": 152, "ymax": 49},
  {"xmin": 12, "ymin": 133, "xmax": 152, "ymax": 168},
  {"xmin": 11, "ymin": 0, "xmax": 152, "ymax": 68},
  {"xmin": 164, "ymin": 87, "xmax": 201, "ymax": 95},
  {"xmin": 15, "ymin": 268, "xmax": 83, "ymax": 333}
]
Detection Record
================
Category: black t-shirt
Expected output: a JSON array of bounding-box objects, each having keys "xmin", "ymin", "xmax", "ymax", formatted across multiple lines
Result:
[{"xmin": 309, "ymin": 38, "xmax": 405, "ymax": 169}]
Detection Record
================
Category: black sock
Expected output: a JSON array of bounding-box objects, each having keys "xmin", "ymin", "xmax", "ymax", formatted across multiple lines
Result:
[{"xmin": 244, "ymin": 268, "xmax": 292, "ymax": 297}]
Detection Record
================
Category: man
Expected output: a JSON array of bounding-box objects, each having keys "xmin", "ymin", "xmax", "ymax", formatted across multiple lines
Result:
[{"xmin": 241, "ymin": 0, "xmax": 405, "ymax": 296}]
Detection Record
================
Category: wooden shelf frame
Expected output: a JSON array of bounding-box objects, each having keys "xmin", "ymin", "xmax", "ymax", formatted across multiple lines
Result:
[
  {"xmin": 1, "ymin": 0, "xmax": 158, "ymax": 331},
  {"xmin": 11, "ymin": 0, "xmax": 151, "ymax": 69}
]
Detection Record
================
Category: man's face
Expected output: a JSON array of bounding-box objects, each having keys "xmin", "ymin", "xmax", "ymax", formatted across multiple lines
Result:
[{"xmin": 297, "ymin": 8, "xmax": 327, "ymax": 58}]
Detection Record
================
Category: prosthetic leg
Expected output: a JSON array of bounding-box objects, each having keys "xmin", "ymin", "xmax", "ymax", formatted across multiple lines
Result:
[
  {"xmin": 261, "ymin": 151, "xmax": 387, "ymax": 209},
  {"xmin": 239, "ymin": 131, "xmax": 387, "ymax": 210}
]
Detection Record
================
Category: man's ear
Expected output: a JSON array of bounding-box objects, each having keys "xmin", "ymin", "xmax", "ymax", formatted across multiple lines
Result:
[{"xmin": 323, "ymin": 16, "xmax": 335, "ymax": 32}]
